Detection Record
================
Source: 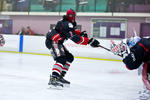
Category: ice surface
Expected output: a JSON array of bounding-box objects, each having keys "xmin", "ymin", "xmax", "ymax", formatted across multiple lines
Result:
[{"xmin": 0, "ymin": 52, "xmax": 143, "ymax": 100}]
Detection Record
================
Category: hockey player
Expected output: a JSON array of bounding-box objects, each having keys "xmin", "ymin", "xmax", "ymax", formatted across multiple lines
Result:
[
  {"xmin": 0, "ymin": 34, "xmax": 5, "ymax": 47},
  {"xmin": 110, "ymin": 36, "xmax": 150, "ymax": 99},
  {"xmin": 45, "ymin": 9, "xmax": 100, "ymax": 88}
]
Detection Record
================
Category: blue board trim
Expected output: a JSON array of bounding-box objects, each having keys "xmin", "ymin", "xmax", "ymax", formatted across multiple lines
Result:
[{"xmin": 19, "ymin": 35, "xmax": 23, "ymax": 52}]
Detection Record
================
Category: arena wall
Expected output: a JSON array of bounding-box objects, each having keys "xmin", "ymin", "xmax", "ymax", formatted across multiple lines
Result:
[{"xmin": 10, "ymin": 15, "xmax": 145, "ymax": 37}]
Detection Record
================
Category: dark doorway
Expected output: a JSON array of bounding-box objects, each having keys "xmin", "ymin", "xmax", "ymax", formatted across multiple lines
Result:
[{"xmin": 140, "ymin": 23, "xmax": 150, "ymax": 37}]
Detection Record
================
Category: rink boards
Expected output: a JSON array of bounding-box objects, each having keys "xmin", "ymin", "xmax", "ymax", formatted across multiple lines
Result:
[{"xmin": 0, "ymin": 34, "xmax": 122, "ymax": 61}]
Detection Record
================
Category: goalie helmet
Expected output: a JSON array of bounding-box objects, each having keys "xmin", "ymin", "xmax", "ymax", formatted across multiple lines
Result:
[{"xmin": 126, "ymin": 37, "xmax": 141, "ymax": 48}]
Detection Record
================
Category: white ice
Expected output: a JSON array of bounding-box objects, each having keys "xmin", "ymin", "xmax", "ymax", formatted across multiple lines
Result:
[{"xmin": 0, "ymin": 52, "xmax": 143, "ymax": 100}]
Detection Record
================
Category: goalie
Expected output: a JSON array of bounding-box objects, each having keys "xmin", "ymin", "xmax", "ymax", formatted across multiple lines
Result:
[{"xmin": 111, "ymin": 36, "xmax": 150, "ymax": 99}]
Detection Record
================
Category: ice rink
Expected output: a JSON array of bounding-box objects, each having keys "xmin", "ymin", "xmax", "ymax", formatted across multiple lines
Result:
[{"xmin": 0, "ymin": 52, "xmax": 143, "ymax": 100}]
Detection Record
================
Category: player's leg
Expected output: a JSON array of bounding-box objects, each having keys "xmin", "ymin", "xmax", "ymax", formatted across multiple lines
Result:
[
  {"xmin": 48, "ymin": 41, "xmax": 66, "ymax": 87},
  {"xmin": 61, "ymin": 46, "xmax": 74, "ymax": 77},
  {"xmin": 142, "ymin": 62, "xmax": 150, "ymax": 90},
  {"xmin": 137, "ymin": 62, "xmax": 150, "ymax": 100},
  {"xmin": 60, "ymin": 46, "xmax": 74, "ymax": 85}
]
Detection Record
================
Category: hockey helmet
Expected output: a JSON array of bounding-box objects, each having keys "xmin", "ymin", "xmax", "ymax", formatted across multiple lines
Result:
[
  {"xmin": 66, "ymin": 9, "xmax": 76, "ymax": 22},
  {"xmin": 126, "ymin": 36, "xmax": 141, "ymax": 48},
  {"xmin": 142, "ymin": 62, "xmax": 150, "ymax": 90}
]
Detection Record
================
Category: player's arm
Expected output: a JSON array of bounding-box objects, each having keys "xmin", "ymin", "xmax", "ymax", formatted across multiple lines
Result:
[
  {"xmin": 66, "ymin": 23, "xmax": 100, "ymax": 47},
  {"xmin": 74, "ymin": 29, "xmax": 88, "ymax": 37}
]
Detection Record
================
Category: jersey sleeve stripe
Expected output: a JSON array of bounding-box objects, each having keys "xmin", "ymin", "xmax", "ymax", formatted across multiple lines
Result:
[
  {"xmin": 51, "ymin": 33, "xmax": 61, "ymax": 42},
  {"xmin": 139, "ymin": 43, "xmax": 150, "ymax": 53},
  {"xmin": 77, "ymin": 37, "xmax": 83, "ymax": 44}
]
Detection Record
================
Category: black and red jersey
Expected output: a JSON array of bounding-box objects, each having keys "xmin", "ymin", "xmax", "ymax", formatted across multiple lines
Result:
[
  {"xmin": 46, "ymin": 18, "xmax": 89, "ymax": 45},
  {"xmin": 123, "ymin": 37, "xmax": 150, "ymax": 70}
]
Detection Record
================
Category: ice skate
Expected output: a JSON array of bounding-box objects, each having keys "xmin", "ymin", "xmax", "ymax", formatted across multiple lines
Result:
[
  {"xmin": 59, "ymin": 76, "xmax": 70, "ymax": 87},
  {"xmin": 137, "ymin": 89, "xmax": 150, "ymax": 100},
  {"xmin": 48, "ymin": 75, "xmax": 63, "ymax": 89},
  {"xmin": 60, "ymin": 71, "xmax": 70, "ymax": 87}
]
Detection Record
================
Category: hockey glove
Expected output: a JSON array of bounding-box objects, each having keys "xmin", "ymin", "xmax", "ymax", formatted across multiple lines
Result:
[
  {"xmin": 110, "ymin": 40, "xmax": 121, "ymax": 55},
  {"xmin": 110, "ymin": 40, "xmax": 130, "ymax": 58},
  {"xmin": 80, "ymin": 31, "xmax": 88, "ymax": 37},
  {"xmin": 88, "ymin": 38, "xmax": 100, "ymax": 47}
]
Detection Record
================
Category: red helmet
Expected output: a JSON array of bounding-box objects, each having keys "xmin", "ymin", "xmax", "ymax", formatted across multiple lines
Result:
[{"xmin": 66, "ymin": 9, "xmax": 76, "ymax": 22}]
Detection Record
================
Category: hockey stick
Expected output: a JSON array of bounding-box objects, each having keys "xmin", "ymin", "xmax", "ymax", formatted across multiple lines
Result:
[
  {"xmin": 98, "ymin": 45, "xmax": 122, "ymax": 57},
  {"xmin": 98, "ymin": 45, "xmax": 111, "ymax": 51}
]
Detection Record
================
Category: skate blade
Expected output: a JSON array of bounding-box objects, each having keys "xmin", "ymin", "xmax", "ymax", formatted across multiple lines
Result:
[
  {"xmin": 137, "ymin": 97, "xmax": 149, "ymax": 100},
  {"xmin": 63, "ymin": 84, "xmax": 70, "ymax": 88},
  {"xmin": 137, "ymin": 96, "xmax": 150, "ymax": 100},
  {"xmin": 48, "ymin": 84, "xmax": 63, "ymax": 90}
]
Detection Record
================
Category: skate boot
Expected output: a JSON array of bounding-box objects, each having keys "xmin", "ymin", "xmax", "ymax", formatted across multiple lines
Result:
[
  {"xmin": 48, "ymin": 75, "xmax": 63, "ymax": 89},
  {"xmin": 59, "ymin": 76, "xmax": 70, "ymax": 87},
  {"xmin": 137, "ymin": 89, "xmax": 150, "ymax": 100},
  {"xmin": 60, "ymin": 76, "xmax": 70, "ymax": 84},
  {"xmin": 60, "ymin": 71, "xmax": 70, "ymax": 87}
]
